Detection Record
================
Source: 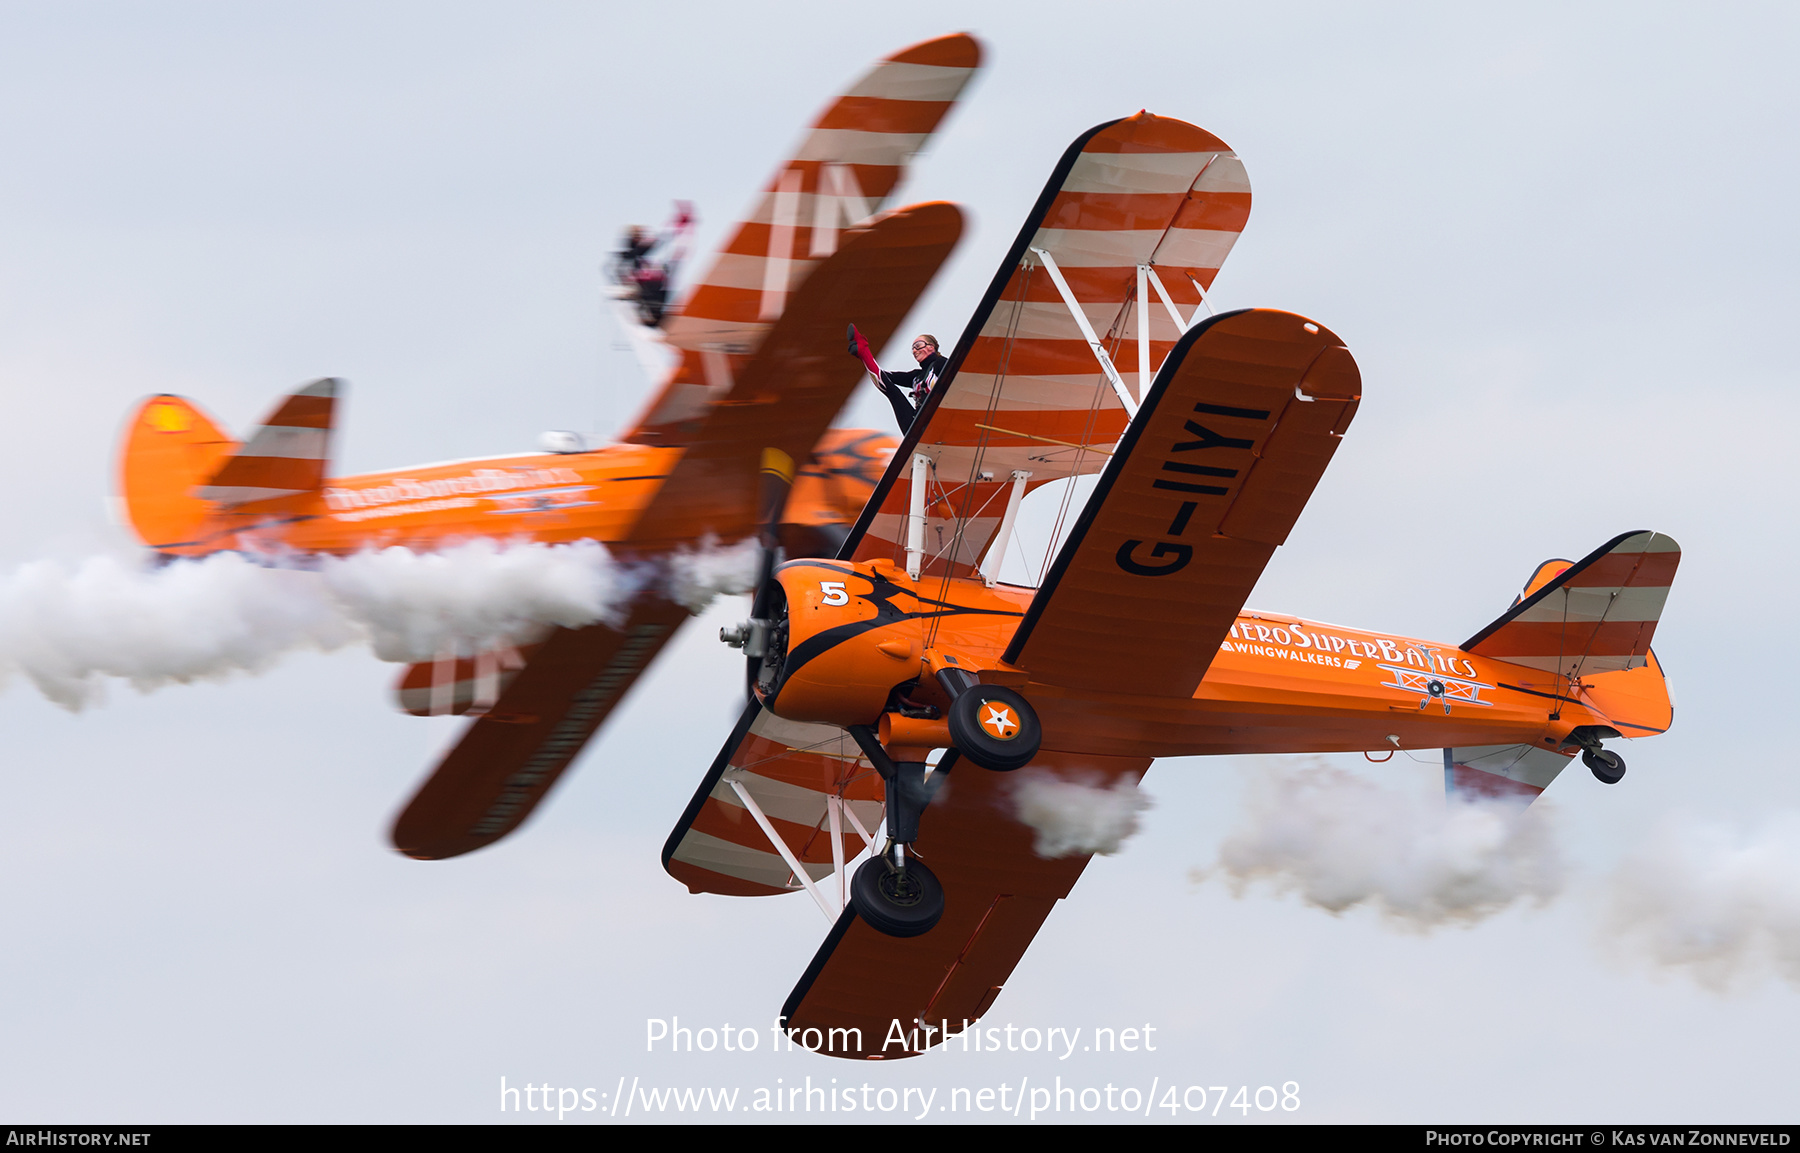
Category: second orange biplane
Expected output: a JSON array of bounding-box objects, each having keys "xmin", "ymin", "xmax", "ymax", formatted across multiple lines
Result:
[
  {"xmin": 661, "ymin": 110, "xmax": 1680, "ymax": 1058},
  {"xmin": 113, "ymin": 35, "xmax": 984, "ymax": 860}
]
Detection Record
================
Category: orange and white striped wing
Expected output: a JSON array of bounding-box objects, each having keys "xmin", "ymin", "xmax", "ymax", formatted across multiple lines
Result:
[
  {"xmin": 389, "ymin": 598, "xmax": 692, "ymax": 861},
  {"xmin": 662, "ymin": 703, "xmax": 883, "ymax": 897},
  {"xmin": 844, "ymin": 113, "xmax": 1253, "ymax": 580},
  {"xmin": 626, "ymin": 34, "xmax": 981, "ymax": 444},
  {"xmin": 1464, "ymin": 531, "xmax": 1681, "ymax": 677},
  {"xmin": 392, "ymin": 642, "xmax": 536, "ymax": 717},
  {"xmin": 194, "ymin": 377, "xmax": 337, "ymax": 505}
]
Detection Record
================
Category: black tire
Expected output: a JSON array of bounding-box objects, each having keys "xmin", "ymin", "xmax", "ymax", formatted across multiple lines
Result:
[
  {"xmin": 946, "ymin": 685, "xmax": 1041, "ymax": 772},
  {"xmin": 850, "ymin": 857, "xmax": 944, "ymax": 938},
  {"xmin": 1583, "ymin": 747, "xmax": 1626, "ymax": 785}
]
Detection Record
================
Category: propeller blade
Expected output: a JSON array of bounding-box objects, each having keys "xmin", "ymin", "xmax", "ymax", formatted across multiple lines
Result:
[
  {"xmin": 744, "ymin": 447, "xmax": 797, "ymax": 699},
  {"xmin": 755, "ymin": 447, "xmax": 796, "ymax": 546}
]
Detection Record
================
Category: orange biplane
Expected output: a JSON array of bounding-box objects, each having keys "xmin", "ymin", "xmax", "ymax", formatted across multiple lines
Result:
[
  {"xmin": 663, "ymin": 113, "xmax": 1680, "ymax": 1058},
  {"xmin": 113, "ymin": 34, "xmax": 983, "ymax": 860}
]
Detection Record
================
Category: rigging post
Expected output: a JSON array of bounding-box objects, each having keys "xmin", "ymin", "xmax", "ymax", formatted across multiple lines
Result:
[
  {"xmin": 1137, "ymin": 264, "xmax": 1151, "ymax": 403},
  {"xmin": 983, "ymin": 470, "xmax": 1032, "ymax": 587},
  {"xmin": 906, "ymin": 453, "xmax": 932, "ymax": 580}
]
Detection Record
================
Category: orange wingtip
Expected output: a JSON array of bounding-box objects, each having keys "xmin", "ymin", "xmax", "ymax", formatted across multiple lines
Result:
[
  {"xmin": 1085, "ymin": 112, "xmax": 1231, "ymax": 155},
  {"xmin": 886, "ymin": 32, "xmax": 981, "ymax": 69}
]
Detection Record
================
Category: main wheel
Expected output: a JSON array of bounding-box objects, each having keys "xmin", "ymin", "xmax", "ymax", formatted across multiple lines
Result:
[
  {"xmin": 849, "ymin": 857, "xmax": 944, "ymax": 938},
  {"xmin": 946, "ymin": 685, "xmax": 1041, "ymax": 772},
  {"xmin": 1583, "ymin": 747, "xmax": 1626, "ymax": 785}
]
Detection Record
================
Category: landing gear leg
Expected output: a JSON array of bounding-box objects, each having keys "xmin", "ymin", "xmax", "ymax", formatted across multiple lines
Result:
[{"xmin": 846, "ymin": 725, "xmax": 950, "ymax": 937}]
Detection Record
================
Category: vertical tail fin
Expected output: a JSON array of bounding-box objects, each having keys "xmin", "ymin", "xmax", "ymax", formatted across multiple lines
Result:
[{"xmin": 116, "ymin": 395, "xmax": 239, "ymax": 554}]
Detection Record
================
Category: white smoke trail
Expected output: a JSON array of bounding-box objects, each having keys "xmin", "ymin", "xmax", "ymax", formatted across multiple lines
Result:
[
  {"xmin": 1197, "ymin": 761, "xmax": 1564, "ymax": 930},
  {"xmin": 1604, "ymin": 814, "xmax": 1800, "ymax": 992},
  {"xmin": 0, "ymin": 539, "xmax": 635, "ymax": 709},
  {"xmin": 319, "ymin": 537, "xmax": 630, "ymax": 662},
  {"xmin": 1013, "ymin": 770, "xmax": 1153, "ymax": 859},
  {"xmin": 664, "ymin": 535, "xmax": 761, "ymax": 614},
  {"xmin": 0, "ymin": 550, "xmax": 353, "ymax": 709}
]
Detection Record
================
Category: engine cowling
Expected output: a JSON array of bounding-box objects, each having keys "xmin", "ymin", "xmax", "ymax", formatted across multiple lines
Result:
[{"xmin": 756, "ymin": 559, "xmax": 925, "ymax": 724}]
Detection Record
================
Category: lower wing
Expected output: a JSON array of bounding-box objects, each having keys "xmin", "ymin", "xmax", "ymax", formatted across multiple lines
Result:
[
  {"xmin": 389, "ymin": 595, "xmax": 691, "ymax": 860},
  {"xmin": 780, "ymin": 751, "xmax": 1150, "ymax": 1059},
  {"xmin": 662, "ymin": 702, "xmax": 884, "ymax": 898}
]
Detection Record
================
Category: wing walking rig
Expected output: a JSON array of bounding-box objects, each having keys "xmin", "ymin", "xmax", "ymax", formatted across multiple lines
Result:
[{"xmin": 666, "ymin": 114, "xmax": 1680, "ymax": 1059}]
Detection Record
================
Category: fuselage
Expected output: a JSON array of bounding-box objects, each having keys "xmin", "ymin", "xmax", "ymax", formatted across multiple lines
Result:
[
  {"xmin": 180, "ymin": 428, "xmax": 895, "ymax": 559},
  {"xmin": 273, "ymin": 444, "xmax": 680, "ymax": 554},
  {"xmin": 760, "ymin": 559, "xmax": 1670, "ymax": 759}
]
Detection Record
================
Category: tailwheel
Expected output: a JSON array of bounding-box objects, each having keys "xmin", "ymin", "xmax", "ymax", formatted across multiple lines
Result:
[
  {"xmin": 850, "ymin": 855, "xmax": 944, "ymax": 938},
  {"xmin": 946, "ymin": 685, "xmax": 1041, "ymax": 772},
  {"xmin": 1583, "ymin": 748, "xmax": 1626, "ymax": 785}
]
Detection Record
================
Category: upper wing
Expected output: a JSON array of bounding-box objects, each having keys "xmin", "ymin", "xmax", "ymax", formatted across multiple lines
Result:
[
  {"xmin": 625, "ymin": 34, "xmax": 981, "ymax": 445},
  {"xmin": 1003, "ymin": 309, "xmax": 1360, "ymax": 699},
  {"xmin": 1462, "ymin": 531, "xmax": 1680, "ymax": 678},
  {"xmin": 389, "ymin": 595, "xmax": 691, "ymax": 860},
  {"xmin": 389, "ymin": 187, "xmax": 963, "ymax": 860},
  {"xmin": 626, "ymin": 201, "xmax": 962, "ymax": 547},
  {"xmin": 779, "ymin": 751, "xmax": 1151, "ymax": 1058},
  {"xmin": 662, "ymin": 702, "xmax": 883, "ymax": 897},
  {"xmin": 842, "ymin": 113, "xmax": 1253, "ymax": 580}
]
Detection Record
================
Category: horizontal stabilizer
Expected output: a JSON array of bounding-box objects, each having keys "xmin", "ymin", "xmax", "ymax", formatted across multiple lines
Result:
[
  {"xmin": 195, "ymin": 377, "xmax": 339, "ymax": 505},
  {"xmin": 1444, "ymin": 743, "xmax": 1574, "ymax": 805},
  {"xmin": 1464, "ymin": 531, "xmax": 1679, "ymax": 678}
]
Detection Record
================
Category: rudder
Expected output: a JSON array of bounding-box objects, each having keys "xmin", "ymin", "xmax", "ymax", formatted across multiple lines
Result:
[{"xmin": 116, "ymin": 395, "xmax": 238, "ymax": 555}]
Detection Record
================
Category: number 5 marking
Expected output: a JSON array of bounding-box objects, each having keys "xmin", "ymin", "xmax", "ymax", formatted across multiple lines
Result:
[{"xmin": 820, "ymin": 581, "xmax": 849, "ymax": 606}]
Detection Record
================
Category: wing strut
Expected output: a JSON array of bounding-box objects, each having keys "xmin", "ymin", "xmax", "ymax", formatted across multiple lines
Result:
[
  {"xmin": 725, "ymin": 778, "xmax": 840, "ymax": 923},
  {"xmin": 982, "ymin": 470, "xmax": 1032, "ymax": 586},
  {"xmin": 1030, "ymin": 246, "xmax": 1139, "ymax": 417},
  {"xmin": 905, "ymin": 453, "xmax": 932, "ymax": 580},
  {"xmin": 1146, "ymin": 265, "xmax": 1208, "ymax": 333}
]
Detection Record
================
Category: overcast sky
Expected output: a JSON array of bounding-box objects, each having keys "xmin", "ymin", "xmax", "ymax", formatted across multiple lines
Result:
[{"xmin": 1, "ymin": 1, "xmax": 1796, "ymax": 1124}]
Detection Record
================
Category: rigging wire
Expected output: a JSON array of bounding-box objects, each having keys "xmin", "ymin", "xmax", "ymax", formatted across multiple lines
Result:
[
  {"xmin": 922, "ymin": 261, "xmax": 1032, "ymax": 653},
  {"xmin": 1036, "ymin": 278, "xmax": 1132, "ymax": 586}
]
